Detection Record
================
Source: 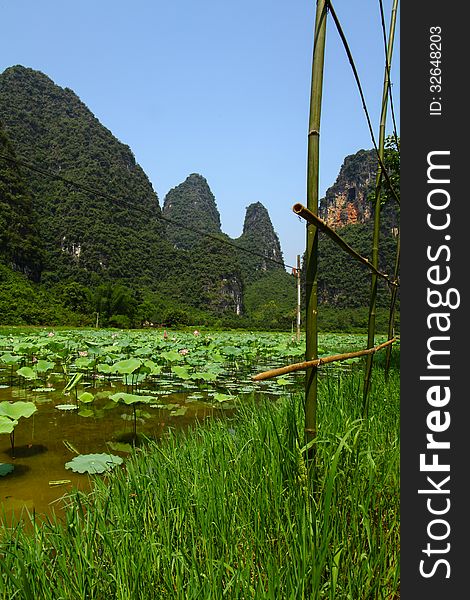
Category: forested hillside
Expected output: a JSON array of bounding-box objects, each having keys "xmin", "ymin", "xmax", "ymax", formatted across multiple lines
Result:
[
  {"xmin": 0, "ymin": 65, "xmax": 398, "ymax": 331},
  {"xmin": 0, "ymin": 66, "xmax": 297, "ymax": 328}
]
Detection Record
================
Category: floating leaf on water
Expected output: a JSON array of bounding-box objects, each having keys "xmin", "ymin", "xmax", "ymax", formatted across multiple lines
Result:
[
  {"xmin": 0, "ymin": 385, "xmax": 10, "ymax": 389},
  {"xmin": 0, "ymin": 463, "xmax": 14, "ymax": 477},
  {"xmin": 31, "ymin": 387, "xmax": 56, "ymax": 393},
  {"xmin": 186, "ymin": 393, "xmax": 204, "ymax": 400},
  {"xmin": 171, "ymin": 407, "xmax": 188, "ymax": 416},
  {"xmin": 276, "ymin": 377, "xmax": 291, "ymax": 386},
  {"xmin": 78, "ymin": 392, "xmax": 94, "ymax": 404},
  {"xmin": 55, "ymin": 404, "xmax": 79, "ymax": 411},
  {"xmin": 213, "ymin": 393, "xmax": 235, "ymax": 403},
  {"xmin": 191, "ymin": 371, "xmax": 217, "ymax": 383},
  {"xmin": 65, "ymin": 453, "xmax": 123, "ymax": 474},
  {"xmin": 49, "ymin": 479, "xmax": 71, "ymax": 486}
]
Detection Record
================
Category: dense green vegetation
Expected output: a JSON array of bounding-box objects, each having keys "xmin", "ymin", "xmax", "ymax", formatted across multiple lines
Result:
[
  {"xmin": 0, "ymin": 121, "xmax": 42, "ymax": 281},
  {"xmin": 0, "ymin": 65, "xmax": 399, "ymax": 331},
  {"xmin": 0, "ymin": 365, "xmax": 399, "ymax": 598}
]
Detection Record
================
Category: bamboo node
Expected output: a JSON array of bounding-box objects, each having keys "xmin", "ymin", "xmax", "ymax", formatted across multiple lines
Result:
[{"xmin": 308, "ymin": 129, "xmax": 320, "ymax": 137}]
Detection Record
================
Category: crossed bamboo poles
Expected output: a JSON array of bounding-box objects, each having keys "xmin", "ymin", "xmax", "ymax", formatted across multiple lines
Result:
[{"xmin": 252, "ymin": 202, "xmax": 399, "ymax": 383}]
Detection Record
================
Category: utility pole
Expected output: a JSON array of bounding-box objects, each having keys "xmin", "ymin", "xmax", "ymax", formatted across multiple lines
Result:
[{"xmin": 296, "ymin": 254, "xmax": 301, "ymax": 342}]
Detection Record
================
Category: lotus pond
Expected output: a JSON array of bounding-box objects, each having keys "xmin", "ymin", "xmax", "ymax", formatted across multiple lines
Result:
[{"xmin": 0, "ymin": 328, "xmax": 376, "ymax": 519}]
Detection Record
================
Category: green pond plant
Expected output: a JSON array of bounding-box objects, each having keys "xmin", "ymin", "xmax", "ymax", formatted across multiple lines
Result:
[{"xmin": 0, "ymin": 400, "xmax": 37, "ymax": 458}]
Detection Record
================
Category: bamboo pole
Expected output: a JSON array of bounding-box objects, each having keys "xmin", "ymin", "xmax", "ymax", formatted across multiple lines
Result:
[
  {"xmin": 385, "ymin": 230, "xmax": 400, "ymax": 378},
  {"xmin": 304, "ymin": 0, "xmax": 328, "ymax": 452},
  {"xmin": 296, "ymin": 255, "xmax": 301, "ymax": 342},
  {"xmin": 252, "ymin": 338, "xmax": 396, "ymax": 381},
  {"xmin": 292, "ymin": 203, "xmax": 398, "ymax": 287},
  {"xmin": 363, "ymin": 0, "xmax": 398, "ymax": 417}
]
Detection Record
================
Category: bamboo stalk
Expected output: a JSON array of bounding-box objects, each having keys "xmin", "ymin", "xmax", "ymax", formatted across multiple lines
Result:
[
  {"xmin": 296, "ymin": 255, "xmax": 301, "ymax": 342},
  {"xmin": 304, "ymin": 0, "xmax": 328, "ymax": 454},
  {"xmin": 385, "ymin": 230, "xmax": 400, "ymax": 378},
  {"xmin": 363, "ymin": 0, "xmax": 398, "ymax": 417},
  {"xmin": 252, "ymin": 338, "xmax": 396, "ymax": 382},
  {"xmin": 292, "ymin": 203, "xmax": 398, "ymax": 287}
]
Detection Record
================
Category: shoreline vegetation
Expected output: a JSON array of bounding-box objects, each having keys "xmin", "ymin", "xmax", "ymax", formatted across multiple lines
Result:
[{"xmin": 1, "ymin": 364, "xmax": 399, "ymax": 599}]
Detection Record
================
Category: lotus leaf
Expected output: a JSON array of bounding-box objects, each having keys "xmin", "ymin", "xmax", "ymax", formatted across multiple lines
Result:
[
  {"xmin": 55, "ymin": 404, "xmax": 79, "ymax": 411},
  {"xmin": 65, "ymin": 453, "xmax": 123, "ymax": 474},
  {"xmin": 74, "ymin": 356, "xmax": 95, "ymax": 369},
  {"xmin": 109, "ymin": 392, "xmax": 154, "ymax": 405},
  {"xmin": 78, "ymin": 392, "xmax": 94, "ymax": 403},
  {"xmin": 0, "ymin": 353, "xmax": 21, "ymax": 365},
  {"xmin": 35, "ymin": 360, "xmax": 55, "ymax": 373},
  {"xmin": 191, "ymin": 371, "xmax": 217, "ymax": 382},
  {"xmin": 161, "ymin": 350, "xmax": 183, "ymax": 363},
  {"xmin": 213, "ymin": 393, "xmax": 235, "ymax": 403},
  {"xmin": 111, "ymin": 358, "xmax": 142, "ymax": 374},
  {"xmin": 16, "ymin": 366, "xmax": 38, "ymax": 380},
  {"xmin": 0, "ymin": 463, "xmax": 14, "ymax": 477},
  {"xmin": 0, "ymin": 401, "xmax": 37, "ymax": 421},
  {"xmin": 0, "ymin": 416, "xmax": 17, "ymax": 434},
  {"xmin": 171, "ymin": 366, "xmax": 191, "ymax": 380}
]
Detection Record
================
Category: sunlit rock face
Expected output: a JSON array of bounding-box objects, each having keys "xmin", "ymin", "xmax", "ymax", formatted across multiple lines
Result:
[{"xmin": 319, "ymin": 149, "xmax": 377, "ymax": 229}]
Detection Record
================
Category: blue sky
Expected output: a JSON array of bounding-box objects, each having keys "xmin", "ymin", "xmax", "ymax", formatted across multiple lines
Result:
[{"xmin": 1, "ymin": 0, "xmax": 399, "ymax": 268}]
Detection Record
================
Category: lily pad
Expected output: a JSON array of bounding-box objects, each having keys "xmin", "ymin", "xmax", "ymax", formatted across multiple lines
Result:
[
  {"xmin": 213, "ymin": 393, "xmax": 235, "ymax": 403},
  {"xmin": 78, "ymin": 391, "xmax": 94, "ymax": 403},
  {"xmin": 65, "ymin": 453, "xmax": 123, "ymax": 474},
  {"xmin": 55, "ymin": 404, "xmax": 79, "ymax": 411},
  {"xmin": 0, "ymin": 463, "xmax": 14, "ymax": 477}
]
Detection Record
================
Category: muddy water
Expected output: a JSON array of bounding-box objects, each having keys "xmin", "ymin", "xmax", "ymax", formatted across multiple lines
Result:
[{"xmin": 0, "ymin": 385, "xmax": 219, "ymax": 522}]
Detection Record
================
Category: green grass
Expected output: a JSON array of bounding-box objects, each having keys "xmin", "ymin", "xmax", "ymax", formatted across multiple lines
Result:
[{"xmin": 0, "ymin": 368, "xmax": 399, "ymax": 599}]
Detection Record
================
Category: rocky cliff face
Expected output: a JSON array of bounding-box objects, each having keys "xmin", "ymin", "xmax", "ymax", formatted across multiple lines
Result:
[{"xmin": 319, "ymin": 149, "xmax": 377, "ymax": 228}]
